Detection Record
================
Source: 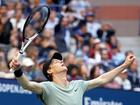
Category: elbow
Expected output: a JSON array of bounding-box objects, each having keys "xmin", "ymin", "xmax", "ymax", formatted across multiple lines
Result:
[
  {"xmin": 22, "ymin": 84, "xmax": 37, "ymax": 92},
  {"xmin": 20, "ymin": 82, "xmax": 33, "ymax": 91},
  {"xmin": 99, "ymin": 75, "xmax": 110, "ymax": 85}
]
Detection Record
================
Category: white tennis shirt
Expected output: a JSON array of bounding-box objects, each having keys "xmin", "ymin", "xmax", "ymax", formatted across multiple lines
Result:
[{"xmin": 39, "ymin": 80, "xmax": 89, "ymax": 105}]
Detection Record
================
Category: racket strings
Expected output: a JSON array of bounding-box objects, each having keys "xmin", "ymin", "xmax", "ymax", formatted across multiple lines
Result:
[{"xmin": 20, "ymin": 5, "xmax": 50, "ymax": 53}]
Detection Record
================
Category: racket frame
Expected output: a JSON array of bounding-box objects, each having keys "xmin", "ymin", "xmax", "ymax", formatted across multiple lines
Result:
[{"xmin": 10, "ymin": 5, "xmax": 50, "ymax": 72}]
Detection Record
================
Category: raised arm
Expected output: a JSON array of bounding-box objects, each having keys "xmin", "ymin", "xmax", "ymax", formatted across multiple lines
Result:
[
  {"xmin": 9, "ymin": 59, "xmax": 43, "ymax": 95},
  {"xmin": 86, "ymin": 54, "xmax": 135, "ymax": 90}
]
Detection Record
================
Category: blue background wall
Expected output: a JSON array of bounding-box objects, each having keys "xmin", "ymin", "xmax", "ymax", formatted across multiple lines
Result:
[{"xmin": 0, "ymin": 78, "xmax": 140, "ymax": 105}]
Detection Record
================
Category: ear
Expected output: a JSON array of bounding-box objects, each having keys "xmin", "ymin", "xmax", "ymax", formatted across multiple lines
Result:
[{"xmin": 47, "ymin": 69, "xmax": 52, "ymax": 74}]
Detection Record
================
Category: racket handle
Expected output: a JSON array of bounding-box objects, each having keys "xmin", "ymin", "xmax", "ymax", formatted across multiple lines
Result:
[{"xmin": 10, "ymin": 52, "xmax": 23, "ymax": 72}]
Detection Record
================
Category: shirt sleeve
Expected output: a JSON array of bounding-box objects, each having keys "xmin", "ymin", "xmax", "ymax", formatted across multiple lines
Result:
[
  {"xmin": 77, "ymin": 80, "xmax": 90, "ymax": 92},
  {"xmin": 37, "ymin": 82, "xmax": 50, "ymax": 104}
]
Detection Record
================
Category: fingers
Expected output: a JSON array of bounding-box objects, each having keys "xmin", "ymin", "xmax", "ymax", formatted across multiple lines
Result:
[
  {"xmin": 9, "ymin": 59, "xmax": 20, "ymax": 70},
  {"xmin": 124, "ymin": 54, "xmax": 136, "ymax": 66},
  {"xmin": 129, "ymin": 55, "xmax": 136, "ymax": 60},
  {"xmin": 126, "ymin": 54, "xmax": 136, "ymax": 65},
  {"xmin": 129, "ymin": 55, "xmax": 133, "ymax": 59},
  {"xmin": 127, "ymin": 54, "xmax": 135, "ymax": 59}
]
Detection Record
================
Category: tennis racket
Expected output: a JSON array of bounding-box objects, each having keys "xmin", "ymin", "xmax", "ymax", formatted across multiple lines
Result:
[{"xmin": 10, "ymin": 5, "xmax": 50, "ymax": 72}]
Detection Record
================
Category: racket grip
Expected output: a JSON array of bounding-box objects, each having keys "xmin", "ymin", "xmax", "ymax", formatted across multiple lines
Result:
[{"xmin": 10, "ymin": 52, "xmax": 23, "ymax": 72}]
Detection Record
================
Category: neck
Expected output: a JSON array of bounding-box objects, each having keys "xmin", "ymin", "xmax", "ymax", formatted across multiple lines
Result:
[{"xmin": 53, "ymin": 71, "xmax": 69, "ymax": 88}]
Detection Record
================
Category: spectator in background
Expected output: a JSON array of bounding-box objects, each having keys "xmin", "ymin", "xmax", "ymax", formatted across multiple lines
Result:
[
  {"xmin": 80, "ymin": 45, "xmax": 90, "ymax": 63},
  {"xmin": 67, "ymin": 64, "xmax": 82, "ymax": 81},
  {"xmin": 115, "ymin": 69, "xmax": 132, "ymax": 90},
  {"xmin": 54, "ymin": 16, "xmax": 71, "ymax": 53},
  {"xmin": 78, "ymin": 60, "xmax": 89, "ymax": 80},
  {"xmin": 74, "ymin": 21, "xmax": 94, "ymax": 62},
  {"xmin": 86, "ymin": 12, "xmax": 101, "ymax": 38},
  {"xmin": 125, "ymin": 50, "xmax": 134, "ymax": 56},
  {"xmin": 111, "ymin": 45, "xmax": 125, "ymax": 67},
  {"xmin": 26, "ymin": 45, "xmax": 39, "ymax": 63},
  {"xmin": 97, "ymin": 23, "xmax": 116, "ymax": 43},
  {"xmin": 117, "ymin": 50, "xmax": 137, "ymax": 91},
  {"xmin": 89, "ymin": 38, "xmax": 102, "ymax": 63},
  {"xmin": 61, "ymin": 5, "xmax": 82, "ymax": 28},
  {"xmin": 10, "ymin": 28, "xmax": 21, "ymax": 47},
  {"xmin": 28, "ymin": 0, "xmax": 40, "ymax": 9},
  {"xmin": 15, "ymin": 2, "xmax": 23, "ymax": 11},
  {"xmin": 107, "ymin": 34, "xmax": 118, "ymax": 49},
  {"xmin": 45, "ymin": 10, "xmax": 59, "ymax": 34},
  {"xmin": 21, "ymin": 57, "xmax": 35, "ymax": 80},
  {"xmin": 40, "ymin": 0, "xmax": 59, "ymax": 11},
  {"xmin": 0, "ymin": 48, "xmax": 8, "ymax": 71},
  {"xmin": 39, "ymin": 29, "xmax": 56, "ymax": 59},
  {"xmin": 22, "ymin": 0, "xmax": 35, "ymax": 16},
  {"xmin": 60, "ymin": 6, "xmax": 79, "ymax": 53},
  {"xmin": 33, "ymin": 58, "xmax": 47, "ymax": 82},
  {"xmin": 6, "ymin": 1, "xmax": 16, "ymax": 18},
  {"xmin": 104, "ymin": 71, "xmax": 120, "ymax": 89},
  {"xmin": 127, "ymin": 60, "xmax": 140, "ymax": 91},
  {"xmin": 0, "ymin": 4, "xmax": 7, "ymax": 15},
  {"xmin": 100, "ymin": 49, "xmax": 114, "ymax": 72},
  {"xmin": 69, "ymin": 0, "xmax": 91, "ymax": 14},
  {"xmin": 42, "ymin": 29, "xmax": 56, "ymax": 49},
  {"xmin": 90, "ymin": 64, "xmax": 104, "ymax": 79},
  {"xmin": 64, "ymin": 53, "xmax": 77, "ymax": 66},
  {"xmin": 10, "ymin": 10, "xmax": 26, "ymax": 32},
  {"xmin": 74, "ymin": 21, "xmax": 93, "ymax": 49},
  {"xmin": 0, "ymin": 5, "xmax": 13, "ymax": 44}
]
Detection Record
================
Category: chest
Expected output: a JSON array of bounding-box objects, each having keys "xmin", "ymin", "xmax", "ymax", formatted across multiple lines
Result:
[{"xmin": 47, "ymin": 84, "xmax": 83, "ymax": 105}]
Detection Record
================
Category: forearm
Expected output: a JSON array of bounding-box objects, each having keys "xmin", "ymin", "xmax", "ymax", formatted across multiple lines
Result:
[
  {"xmin": 15, "ymin": 70, "xmax": 43, "ymax": 94},
  {"xmin": 87, "ymin": 55, "xmax": 135, "ymax": 90},
  {"xmin": 16, "ymin": 74, "xmax": 31, "ymax": 90},
  {"xmin": 99, "ymin": 63, "xmax": 128, "ymax": 84},
  {"xmin": 87, "ymin": 63, "xmax": 129, "ymax": 90}
]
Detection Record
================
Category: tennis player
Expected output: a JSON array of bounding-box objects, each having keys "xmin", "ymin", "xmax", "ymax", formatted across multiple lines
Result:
[{"xmin": 9, "ymin": 52, "xmax": 135, "ymax": 105}]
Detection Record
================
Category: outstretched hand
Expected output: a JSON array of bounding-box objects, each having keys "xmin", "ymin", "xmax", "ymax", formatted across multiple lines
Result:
[{"xmin": 124, "ymin": 54, "xmax": 136, "ymax": 66}]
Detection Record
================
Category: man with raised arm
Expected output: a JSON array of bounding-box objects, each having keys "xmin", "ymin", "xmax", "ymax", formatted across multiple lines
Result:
[{"xmin": 9, "ymin": 52, "xmax": 135, "ymax": 105}]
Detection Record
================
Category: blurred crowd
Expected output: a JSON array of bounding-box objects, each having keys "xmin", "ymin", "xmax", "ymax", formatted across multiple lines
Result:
[{"xmin": 0, "ymin": 0, "xmax": 140, "ymax": 91}]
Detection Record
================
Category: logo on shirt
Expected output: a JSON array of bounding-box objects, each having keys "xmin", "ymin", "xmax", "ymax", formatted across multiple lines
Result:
[{"xmin": 74, "ymin": 88, "xmax": 78, "ymax": 92}]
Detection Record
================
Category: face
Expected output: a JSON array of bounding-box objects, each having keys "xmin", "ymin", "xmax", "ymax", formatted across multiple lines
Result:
[
  {"xmin": 49, "ymin": 10, "xmax": 56, "ymax": 20},
  {"xmin": 86, "ymin": 16, "xmax": 94, "ymax": 22},
  {"xmin": 48, "ymin": 59, "xmax": 68, "ymax": 75},
  {"xmin": 15, "ymin": 10, "xmax": 22, "ymax": 20},
  {"xmin": 80, "ymin": 25, "xmax": 87, "ymax": 33},
  {"xmin": 0, "ymin": 5, "xmax": 7, "ymax": 15},
  {"xmin": 94, "ymin": 66, "xmax": 101, "ymax": 78},
  {"xmin": 61, "ymin": 17, "xmax": 69, "ymax": 27},
  {"xmin": 130, "ymin": 60, "xmax": 138, "ymax": 72},
  {"xmin": 67, "ymin": 53, "xmax": 76, "ymax": 64},
  {"xmin": 101, "ymin": 50, "xmax": 109, "ymax": 60}
]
